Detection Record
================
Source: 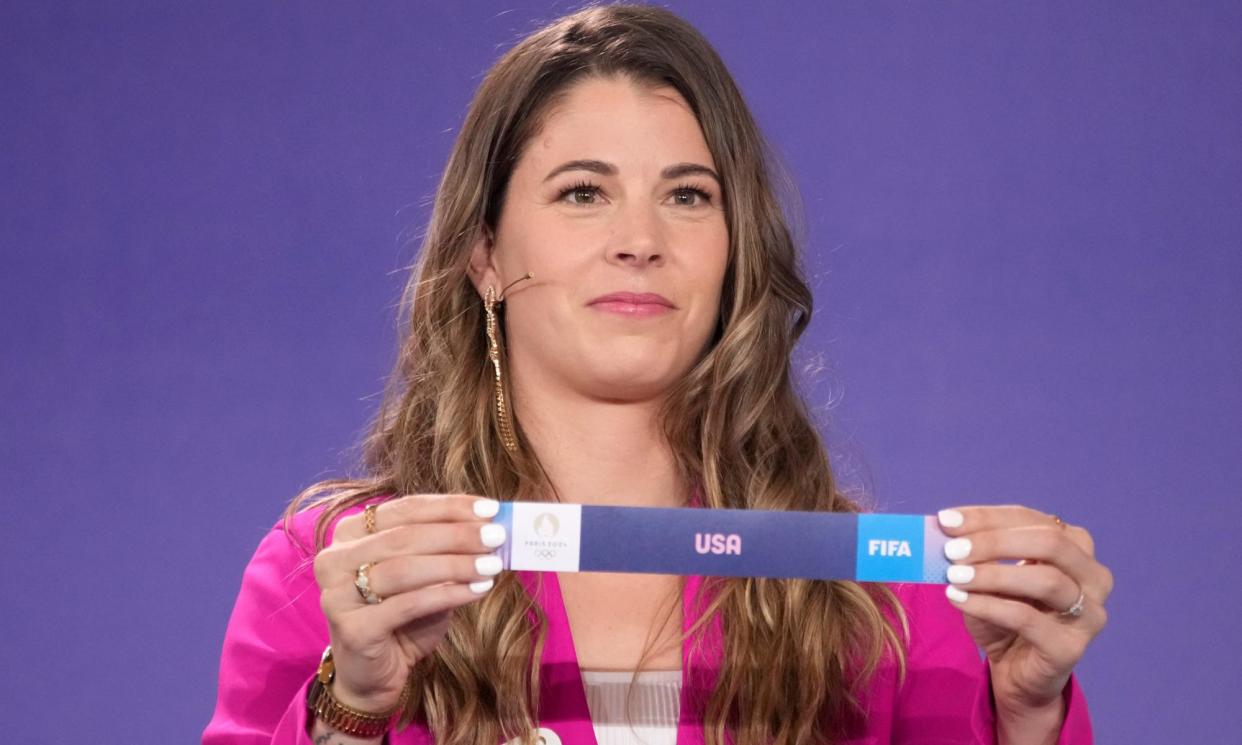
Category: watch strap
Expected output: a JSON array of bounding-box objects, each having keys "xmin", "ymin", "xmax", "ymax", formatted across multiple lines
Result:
[{"xmin": 307, "ymin": 646, "xmax": 407, "ymax": 738}]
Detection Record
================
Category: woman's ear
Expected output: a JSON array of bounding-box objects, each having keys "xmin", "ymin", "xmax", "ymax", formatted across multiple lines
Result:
[{"xmin": 466, "ymin": 225, "xmax": 499, "ymax": 298}]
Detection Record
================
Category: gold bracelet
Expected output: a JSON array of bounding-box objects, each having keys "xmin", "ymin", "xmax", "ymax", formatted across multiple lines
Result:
[{"xmin": 307, "ymin": 646, "xmax": 409, "ymax": 738}]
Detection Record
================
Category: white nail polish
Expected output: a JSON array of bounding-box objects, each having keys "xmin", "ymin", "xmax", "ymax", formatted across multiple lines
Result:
[
  {"xmin": 473, "ymin": 499, "xmax": 500, "ymax": 518},
  {"xmin": 946, "ymin": 585, "xmax": 969, "ymax": 603},
  {"xmin": 480, "ymin": 523, "xmax": 506, "ymax": 548},
  {"xmin": 469, "ymin": 579, "xmax": 495, "ymax": 594},
  {"xmin": 937, "ymin": 509, "xmax": 964, "ymax": 529},
  {"xmin": 475, "ymin": 555, "xmax": 503, "ymax": 576},
  {"xmin": 944, "ymin": 537, "xmax": 972, "ymax": 561},
  {"xmin": 947, "ymin": 564, "xmax": 975, "ymax": 584}
]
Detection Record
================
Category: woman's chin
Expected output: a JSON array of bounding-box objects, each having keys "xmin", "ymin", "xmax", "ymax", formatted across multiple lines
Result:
[{"xmin": 580, "ymin": 369, "xmax": 680, "ymax": 403}]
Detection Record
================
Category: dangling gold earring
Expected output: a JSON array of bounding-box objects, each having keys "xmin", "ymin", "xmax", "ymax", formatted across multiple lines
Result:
[{"xmin": 484, "ymin": 272, "xmax": 533, "ymax": 452}]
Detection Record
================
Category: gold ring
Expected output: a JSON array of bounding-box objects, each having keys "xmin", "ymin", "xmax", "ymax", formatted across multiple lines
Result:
[
  {"xmin": 354, "ymin": 562, "xmax": 382, "ymax": 604},
  {"xmin": 364, "ymin": 503, "xmax": 378, "ymax": 535},
  {"xmin": 1052, "ymin": 514, "xmax": 1065, "ymax": 529}
]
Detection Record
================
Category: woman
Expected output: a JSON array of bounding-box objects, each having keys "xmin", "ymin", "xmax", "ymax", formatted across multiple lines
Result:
[{"xmin": 204, "ymin": 5, "xmax": 1111, "ymax": 744}]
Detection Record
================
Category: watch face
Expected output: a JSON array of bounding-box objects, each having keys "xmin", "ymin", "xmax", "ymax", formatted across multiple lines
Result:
[{"xmin": 317, "ymin": 646, "xmax": 336, "ymax": 685}]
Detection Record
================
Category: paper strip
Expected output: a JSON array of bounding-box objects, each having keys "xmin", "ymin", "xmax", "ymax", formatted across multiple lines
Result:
[{"xmin": 491, "ymin": 502, "xmax": 950, "ymax": 584}]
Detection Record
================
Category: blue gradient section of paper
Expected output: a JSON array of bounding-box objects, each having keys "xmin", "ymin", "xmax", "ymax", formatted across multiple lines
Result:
[
  {"xmin": 580, "ymin": 505, "xmax": 856, "ymax": 579},
  {"xmin": 855, "ymin": 513, "xmax": 926, "ymax": 582},
  {"xmin": 922, "ymin": 516, "xmax": 952, "ymax": 583}
]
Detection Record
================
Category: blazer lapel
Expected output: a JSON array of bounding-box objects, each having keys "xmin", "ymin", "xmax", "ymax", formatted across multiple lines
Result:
[
  {"xmin": 679, "ymin": 572, "xmax": 725, "ymax": 745},
  {"xmin": 516, "ymin": 569, "xmax": 599, "ymax": 745},
  {"xmin": 515, "ymin": 569, "xmax": 726, "ymax": 745}
]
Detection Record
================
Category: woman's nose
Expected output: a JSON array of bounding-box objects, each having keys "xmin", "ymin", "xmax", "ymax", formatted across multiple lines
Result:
[
  {"xmin": 612, "ymin": 244, "xmax": 663, "ymax": 266},
  {"xmin": 607, "ymin": 203, "xmax": 665, "ymax": 267}
]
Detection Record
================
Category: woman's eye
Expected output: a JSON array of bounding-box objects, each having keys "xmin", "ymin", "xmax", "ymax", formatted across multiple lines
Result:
[
  {"xmin": 671, "ymin": 186, "xmax": 713, "ymax": 207},
  {"xmin": 558, "ymin": 182, "xmax": 601, "ymax": 206}
]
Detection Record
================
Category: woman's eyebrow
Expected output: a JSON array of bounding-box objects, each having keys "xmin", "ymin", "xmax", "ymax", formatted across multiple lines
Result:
[{"xmin": 542, "ymin": 159, "xmax": 721, "ymax": 185}]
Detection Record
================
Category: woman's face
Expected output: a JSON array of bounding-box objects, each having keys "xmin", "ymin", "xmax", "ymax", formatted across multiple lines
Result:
[{"xmin": 469, "ymin": 74, "xmax": 729, "ymax": 403}]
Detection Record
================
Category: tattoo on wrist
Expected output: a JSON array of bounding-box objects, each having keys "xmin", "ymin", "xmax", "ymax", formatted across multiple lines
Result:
[
  {"xmin": 313, "ymin": 729, "xmax": 352, "ymax": 745},
  {"xmin": 314, "ymin": 722, "xmax": 381, "ymax": 745}
]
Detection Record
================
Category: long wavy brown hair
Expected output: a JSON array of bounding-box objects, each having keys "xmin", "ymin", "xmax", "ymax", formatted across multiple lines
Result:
[{"xmin": 284, "ymin": 4, "xmax": 909, "ymax": 743}]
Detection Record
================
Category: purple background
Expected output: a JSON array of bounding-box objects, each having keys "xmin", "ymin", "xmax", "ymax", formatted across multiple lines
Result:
[{"xmin": 3, "ymin": 1, "xmax": 1238, "ymax": 741}]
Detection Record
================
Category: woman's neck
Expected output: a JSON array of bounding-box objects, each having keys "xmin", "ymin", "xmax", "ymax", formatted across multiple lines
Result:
[{"xmin": 510, "ymin": 378, "xmax": 687, "ymax": 508}]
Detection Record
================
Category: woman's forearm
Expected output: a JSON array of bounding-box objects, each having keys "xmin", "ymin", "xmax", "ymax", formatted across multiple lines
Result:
[
  {"xmin": 308, "ymin": 718, "xmax": 385, "ymax": 745},
  {"xmin": 997, "ymin": 695, "xmax": 1067, "ymax": 745}
]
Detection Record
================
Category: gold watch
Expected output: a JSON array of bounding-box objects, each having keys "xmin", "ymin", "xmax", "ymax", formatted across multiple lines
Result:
[{"xmin": 307, "ymin": 646, "xmax": 408, "ymax": 738}]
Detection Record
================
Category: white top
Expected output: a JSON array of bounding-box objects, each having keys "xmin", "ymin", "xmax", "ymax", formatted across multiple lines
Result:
[{"xmin": 580, "ymin": 669, "xmax": 682, "ymax": 745}]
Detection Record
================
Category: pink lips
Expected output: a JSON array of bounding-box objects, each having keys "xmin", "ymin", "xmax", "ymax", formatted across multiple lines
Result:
[{"xmin": 588, "ymin": 292, "xmax": 676, "ymax": 317}]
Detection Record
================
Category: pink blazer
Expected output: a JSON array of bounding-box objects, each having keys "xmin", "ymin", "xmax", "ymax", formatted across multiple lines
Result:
[{"xmin": 204, "ymin": 498, "xmax": 1093, "ymax": 743}]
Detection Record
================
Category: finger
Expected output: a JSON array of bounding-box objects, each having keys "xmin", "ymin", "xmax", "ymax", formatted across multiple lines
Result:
[
  {"xmin": 321, "ymin": 553, "xmax": 503, "ymax": 612},
  {"xmin": 335, "ymin": 494, "xmax": 502, "ymax": 543},
  {"xmin": 370, "ymin": 581, "xmax": 495, "ymax": 631},
  {"xmin": 315, "ymin": 522, "xmax": 507, "ymax": 588},
  {"xmin": 942, "ymin": 525, "xmax": 1110, "ymax": 601},
  {"xmin": 1063, "ymin": 524, "xmax": 1096, "ymax": 558},
  {"xmin": 937, "ymin": 504, "xmax": 1057, "ymax": 536},
  {"xmin": 946, "ymin": 562, "xmax": 1084, "ymax": 618},
  {"xmin": 368, "ymin": 553, "xmax": 505, "ymax": 598},
  {"xmin": 938, "ymin": 504, "xmax": 1099, "ymax": 560},
  {"xmin": 329, "ymin": 582, "xmax": 492, "ymax": 650},
  {"xmin": 944, "ymin": 588, "xmax": 1099, "ymax": 669}
]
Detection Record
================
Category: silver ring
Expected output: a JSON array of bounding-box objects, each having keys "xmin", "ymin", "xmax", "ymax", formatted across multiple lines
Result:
[
  {"xmin": 1058, "ymin": 589, "xmax": 1085, "ymax": 618},
  {"xmin": 354, "ymin": 562, "xmax": 383, "ymax": 604}
]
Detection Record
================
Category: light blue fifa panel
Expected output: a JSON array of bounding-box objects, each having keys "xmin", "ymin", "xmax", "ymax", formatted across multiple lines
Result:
[{"xmin": 856, "ymin": 513, "xmax": 929, "ymax": 582}]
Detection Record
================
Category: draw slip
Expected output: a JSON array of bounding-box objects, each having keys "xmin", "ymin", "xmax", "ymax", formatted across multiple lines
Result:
[{"xmin": 489, "ymin": 502, "xmax": 951, "ymax": 583}]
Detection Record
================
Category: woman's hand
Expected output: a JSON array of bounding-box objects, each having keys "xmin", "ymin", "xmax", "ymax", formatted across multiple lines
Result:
[
  {"xmin": 935, "ymin": 505, "xmax": 1113, "ymax": 730},
  {"xmin": 312, "ymin": 494, "xmax": 507, "ymax": 713}
]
